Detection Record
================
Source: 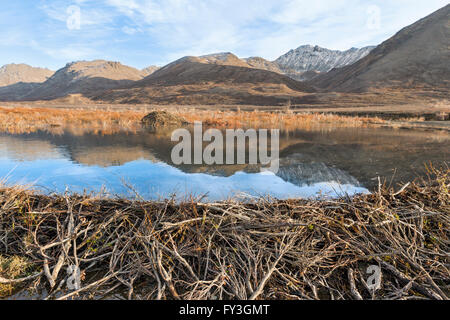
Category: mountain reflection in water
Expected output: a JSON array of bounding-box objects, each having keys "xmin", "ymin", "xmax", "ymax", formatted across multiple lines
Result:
[{"xmin": 0, "ymin": 126, "xmax": 448, "ymax": 201}]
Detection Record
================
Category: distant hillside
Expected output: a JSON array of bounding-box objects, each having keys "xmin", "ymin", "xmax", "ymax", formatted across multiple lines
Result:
[
  {"xmin": 140, "ymin": 56, "xmax": 311, "ymax": 90},
  {"xmin": 275, "ymin": 45, "xmax": 375, "ymax": 74},
  {"xmin": 91, "ymin": 56, "xmax": 315, "ymax": 105},
  {"xmin": 274, "ymin": 45, "xmax": 375, "ymax": 81},
  {"xmin": 197, "ymin": 52, "xmax": 250, "ymax": 67},
  {"xmin": 310, "ymin": 5, "xmax": 450, "ymax": 92},
  {"xmin": 0, "ymin": 63, "xmax": 54, "ymax": 86},
  {"xmin": 20, "ymin": 60, "xmax": 146, "ymax": 101},
  {"xmin": 0, "ymin": 48, "xmax": 374, "ymax": 102},
  {"xmin": 244, "ymin": 57, "xmax": 283, "ymax": 73},
  {"xmin": 180, "ymin": 53, "xmax": 281, "ymax": 72},
  {"xmin": 141, "ymin": 66, "xmax": 160, "ymax": 77},
  {"xmin": 194, "ymin": 50, "xmax": 374, "ymax": 82},
  {"xmin": 0, "ymin": 64, "xmax": 54, "ymax": 101},
  {"xmin": 239, "ymin": 46, "xmax": 375, "ymax": 81},
  {"xmin": 0, "ymin": 83, "xmax": 41, "ymax": 101},
  {"xmin": 176, "ymin": 53, "xmax": 281, "ymax": 74}
]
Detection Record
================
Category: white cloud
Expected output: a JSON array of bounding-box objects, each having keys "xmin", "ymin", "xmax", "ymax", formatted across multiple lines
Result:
[
  {"xmin": 122, "ymin": 26, "xmax": 141, "ymax": 35},
  {"xmin": 39, "ymin": 0, "xmax": 115, "ymax": 27},
  {"xmin": 30, "ymin": 40, "xmax": 99, "ymax": 61},
  {"xmin": 101, "ymin": 0, "xmax": 449, "ymax": 63},
  {"xmin": 14, "ymin": 0, "xmax": 449, "ymax": 68},
  {"xmin": 270, "ymin": 0, "xmax": 352, "ymax": 24}
]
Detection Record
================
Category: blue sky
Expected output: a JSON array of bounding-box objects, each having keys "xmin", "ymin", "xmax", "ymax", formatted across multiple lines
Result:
[{"xmin": 0, "ymin": 0, "xmax": 447, "ymax": 70}]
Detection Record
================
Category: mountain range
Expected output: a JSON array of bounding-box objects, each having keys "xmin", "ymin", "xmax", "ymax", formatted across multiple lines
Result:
[
  {"xmin": 0, "ymin": 4, "xmax": 448, "ymax": 106},
  {"xmin": 275, "ymin": 45, "xmax": 375, "ymax": 80},
  {"xmin": 310, "ymin": 4, "xmax": 450, "ymax": 92},
  {"xmin": 0, "ymin": 48, "xmax": 375, "ymax": 104},
  {"xmin": 91, "ymin": 54, "xmax": 315, "ymax": 105},
  {"xmin": 0, "ymin": 64, "xmax": 55, "ymax": 101},
  {"xmin": 0, "ymin": 63, "xmax": 54, "ymax": 86}
]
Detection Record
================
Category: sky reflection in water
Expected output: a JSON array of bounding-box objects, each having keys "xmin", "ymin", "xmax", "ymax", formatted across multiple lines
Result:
[
  {"xmin": 1, "ymin": 126, "xmax": 447, "ymax": 201},
  {"xmin": 0, "ymin": 158, "xmax": 368, "ymax": 201}
]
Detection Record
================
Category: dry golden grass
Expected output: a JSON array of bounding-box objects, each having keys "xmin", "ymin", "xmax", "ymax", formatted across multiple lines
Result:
[
  {"xmin": 180, "ymin": 109, "xmax": 385, "ymax": 130},
  {"xmin": 0, "ymin": 255, "xmax": 36, "ymax": 297},
  {"xmin": 0, "ymin": 106, "xmax": 146, "ymax": 135},
  {"xmin": 0, "ymin": 106, "xmax": 386, "ymax": 135}
]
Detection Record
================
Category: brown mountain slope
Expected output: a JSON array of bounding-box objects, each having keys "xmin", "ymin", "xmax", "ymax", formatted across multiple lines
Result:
[
  {"xmin": 139, "ymin": 58, "xmax": 311, "ymax": 91},
  {"xmin": 0, "ymin": 83, "xmax": 42, "ymax": 101},
  {"xmin": 92, "ymin": 57, "xmax": 315, "ymax": 105},
  {"xmin": 0, "ymin": 64, "xmax": 54, "ymax": 101},
  {"xmin": 20, "ymin": 60, "xmax": 146, "ymax": 101},
  {"xmin": 244, "ymin": 57, "xmax": 283, "ymax": 73},
  {"xmin": 197, "ymin": 53, "xmax": 250, "ymax": 67},
  {"xmin": 310, "ymin": 4, "xmax": 450, "ymax": 92},
  {"xmin": 284, "ymin": 70, "xmax": 322, "ymax": 82},
  {"xmin": 141, "ymin": 66, "xmax": 160, "ymax": 77},
  {"xmin": 185, "ymin": 53, "xmax": 283, "ymax": 73},
  {"xmin": 0, "ymin": 64, "xmax": 54, "ymax": 86}
]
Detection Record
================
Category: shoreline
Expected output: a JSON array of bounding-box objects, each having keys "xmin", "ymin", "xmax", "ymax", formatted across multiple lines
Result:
[
  {"xmin": 1, "ymin": 168, "xmax": 448, "ymax": 300},
  {"xmin": 0, "ymin": 104, "xmax": 449, "ymax": 135}
]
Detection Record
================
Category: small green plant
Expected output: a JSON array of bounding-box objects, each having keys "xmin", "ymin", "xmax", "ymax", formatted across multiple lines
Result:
[{"xmin": 0, "ymin": 255, "xmax": 36, "ymax": 297}]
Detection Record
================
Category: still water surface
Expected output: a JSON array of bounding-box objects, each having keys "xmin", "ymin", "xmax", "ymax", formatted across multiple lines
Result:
[{"xmin": 0, "ymin": 126, "xmax": 448, "ymax": 201}]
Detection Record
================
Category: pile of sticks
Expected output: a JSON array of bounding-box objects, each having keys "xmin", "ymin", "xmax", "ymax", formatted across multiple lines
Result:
[{"xmin": 0, "ymin": 168, "xmax": 448, "ymax": 300}]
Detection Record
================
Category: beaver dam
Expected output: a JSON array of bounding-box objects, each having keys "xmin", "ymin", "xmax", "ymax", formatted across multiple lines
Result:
[{"xmin": 0, "ymin": 167, "xmax": 448, "ymax": 300}]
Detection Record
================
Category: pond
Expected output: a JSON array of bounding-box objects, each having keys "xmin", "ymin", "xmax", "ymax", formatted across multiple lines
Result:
[{"xmin": 0, "ymin": 126, "xmax": 448, "ymax": 201}]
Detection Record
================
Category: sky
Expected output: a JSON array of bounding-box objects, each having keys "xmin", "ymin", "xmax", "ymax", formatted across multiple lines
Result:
[{"xmin": 0, "ymin": 0, "xmax": 448, "ymax": 70}]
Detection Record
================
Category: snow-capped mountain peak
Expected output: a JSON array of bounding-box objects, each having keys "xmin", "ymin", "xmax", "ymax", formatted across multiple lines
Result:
[{"xmin": 275, "ymin": 45, "xmax": 375, "ymax": 74}]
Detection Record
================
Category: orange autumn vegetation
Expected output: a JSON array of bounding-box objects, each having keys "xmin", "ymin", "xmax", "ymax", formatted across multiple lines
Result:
[
  {"xmin": 182, "ymin": 109, "xmax": 385, "ymax": 130},
  {"xmin": 0, "ymin": 106, "xmax": 146, "ymax": 135},
  {"xmin": 0, "ymin": 106, "xmax": 385, "ymax": 135}
]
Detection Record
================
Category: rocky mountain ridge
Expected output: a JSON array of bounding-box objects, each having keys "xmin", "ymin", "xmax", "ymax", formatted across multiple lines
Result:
[
  {"xmin": 275, "ymin": 45, "xmax": 375, "ymax": 73},
  {"xmin": 310, "ymin": 4, "xmax": 450, "ymax": 92},
  {"xmin": 0, "ymin": 63, "xmax": 54, "ymax": 86}
]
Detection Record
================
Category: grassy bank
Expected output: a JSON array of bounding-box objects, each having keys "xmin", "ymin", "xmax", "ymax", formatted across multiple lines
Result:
[
  {"xmin": 0, "ymin": 106, "xmax": 385, "ymax": 135},
  {"xmin": 0, "ymin": 167, "xmax": 448, "ymax": 300}
]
